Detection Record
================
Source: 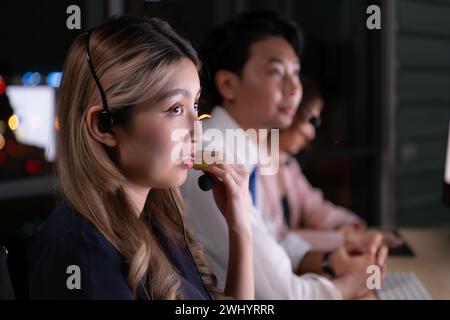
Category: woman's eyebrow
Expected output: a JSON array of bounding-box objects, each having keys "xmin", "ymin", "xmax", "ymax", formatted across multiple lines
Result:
[
  {"xmin": 159, "ymin": 87, "xmax": 202, "ymax": 101},
  {"xmin": 196, "ymin": 87, "xmax": 202, "ymax": 99}
]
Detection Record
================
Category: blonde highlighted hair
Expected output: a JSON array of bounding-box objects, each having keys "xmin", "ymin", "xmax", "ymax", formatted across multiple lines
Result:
[{"xmin": 57, "ymin": 15, "xmax": 223, "ymax": 299}]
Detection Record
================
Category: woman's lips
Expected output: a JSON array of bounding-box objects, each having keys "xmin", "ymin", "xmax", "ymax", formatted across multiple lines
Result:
[
  {"xmin": 278, "ymin": 105, "xmax": 296, "ymax": 115},
  {"xmin": 180, "ymin": 155, "xmax": 194, "ymax": 169}
]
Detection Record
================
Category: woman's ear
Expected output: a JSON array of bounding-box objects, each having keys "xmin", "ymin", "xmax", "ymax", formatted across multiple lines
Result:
[
  {"xmin": 85, "ymin": 105, "xmax": 117, "ymax": 147},
  {"xmin": 215, "ymin": 69, "xmax": 240, "ymax": 103}
]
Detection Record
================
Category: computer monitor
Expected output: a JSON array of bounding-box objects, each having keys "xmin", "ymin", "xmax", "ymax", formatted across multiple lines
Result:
[
  {"xmin": 5, "ymin": 85, "xmax": 56, "ymax": 161},
  {"xmin": 443, "ymin": 115, "xmax": 450, "ymax": 207}
]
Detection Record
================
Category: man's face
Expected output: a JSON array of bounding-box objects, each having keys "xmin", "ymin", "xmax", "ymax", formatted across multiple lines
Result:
[{"xmin": 230, "ymin": 36, "xmax": 303, "ymax": 130}]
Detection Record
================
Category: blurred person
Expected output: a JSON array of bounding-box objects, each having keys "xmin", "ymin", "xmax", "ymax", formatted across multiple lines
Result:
[
  {"xmin": 182, "ymin": 11, "xmax": 388, "ymax": 300},
  {"xmin": 260, "ymin": 77, "xmax": 403, "ymax": 253}
]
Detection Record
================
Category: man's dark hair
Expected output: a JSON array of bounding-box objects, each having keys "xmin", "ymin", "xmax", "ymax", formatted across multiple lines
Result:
[{"xmin": 200, "ymin": 10, "xmax": 304, "ymax": 111}]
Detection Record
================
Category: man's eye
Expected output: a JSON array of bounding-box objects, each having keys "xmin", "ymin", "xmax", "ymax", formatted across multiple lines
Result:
[
  {"xmin": 269, "ymin": 69, "xmax": 283, "ymax": 76},
  {"xmin": 168, "ymin": 105, "xmax": 183, "ymax": 116}
]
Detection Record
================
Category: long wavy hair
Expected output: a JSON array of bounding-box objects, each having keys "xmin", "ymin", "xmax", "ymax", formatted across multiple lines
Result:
[{"xmin": 56, "ymin": 15, "xmax": 223, "ymax": 299}]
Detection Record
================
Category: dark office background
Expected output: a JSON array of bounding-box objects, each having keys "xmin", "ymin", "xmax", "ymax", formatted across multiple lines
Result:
[{"xmin": 0, "ymin": 1, "xmax": 450, "ymax": 297}]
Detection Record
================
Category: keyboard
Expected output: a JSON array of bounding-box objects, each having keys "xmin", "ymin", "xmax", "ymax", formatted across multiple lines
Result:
[{"xmin": 376, "ymin": 272, "xmax": 433, "ymax": 300}]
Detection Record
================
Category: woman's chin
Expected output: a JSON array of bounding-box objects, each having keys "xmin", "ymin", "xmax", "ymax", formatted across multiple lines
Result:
[{"xmin": 171, "ymin": 166, "xmax": 188, "ymax": 187}]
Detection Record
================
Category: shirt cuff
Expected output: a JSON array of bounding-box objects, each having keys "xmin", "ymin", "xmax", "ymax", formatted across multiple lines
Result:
[{"xmin": 279, "ymin": 232, "xmax": 312, "ymax": 270}]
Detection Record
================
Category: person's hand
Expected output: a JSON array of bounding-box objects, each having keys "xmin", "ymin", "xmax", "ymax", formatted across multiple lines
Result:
[
  {"xmin": 331, "ymin": 245, "xmax": 389, "ymax": 299},
  {"xmin": 199, "ymin": 153, "xmax": 254, "ymax": 300},
  {"xmin": 345, "ymin": 230, "xmax": 383, "ymax": 255},
  {"xmin": 200, "ymin": 159, "xmax": 251, "ymax": 234},
  {"xmin": 380, "ymin": 230, "xmax": 404, "ymax": 248},
  {"xmin": 338, "ymin": 220, "xmax": 367, "ymax": 235},
  {"xmin": 329, "ymin": 244, "xmax": 388, "ymax": 277}
]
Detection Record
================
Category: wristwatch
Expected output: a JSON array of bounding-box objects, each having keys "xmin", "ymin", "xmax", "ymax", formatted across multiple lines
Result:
[{"xmin": 321, "ymin": 252, "xmax": 336, "ymax": 277}]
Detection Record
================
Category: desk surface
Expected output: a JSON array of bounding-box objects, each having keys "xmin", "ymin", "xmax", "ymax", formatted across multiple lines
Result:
[{"xmin": 367, "ymin": 228, "xmax": 450, "ymax": 299}]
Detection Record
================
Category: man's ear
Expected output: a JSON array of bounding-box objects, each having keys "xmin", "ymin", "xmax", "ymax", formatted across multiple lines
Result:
[
  {"xmin": 85, "ymin": 105, "xmax": 117, "ymax": 147},
  {"xmin": 215, "ymin": 69, "xmax": 240, "ymax": 103}
]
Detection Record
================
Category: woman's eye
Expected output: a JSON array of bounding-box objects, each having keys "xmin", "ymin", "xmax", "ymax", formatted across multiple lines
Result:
[
  {"xmin": 168, "ymin": 105, "xmax": 183, "ymax": 116},
  {"xmin": 193, "ymin": 101, "xmax": 199, "ymax": 112}
]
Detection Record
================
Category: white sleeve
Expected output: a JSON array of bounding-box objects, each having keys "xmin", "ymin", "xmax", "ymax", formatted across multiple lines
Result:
[
  {"xmin": 279, "ymin": 232, "xmax": 312, "ymax": 271},
  {"xmin": 258, "ymin": 198, "xmax": 312, "ymax": 269},
  {"xmin": 250, "ymin": 205, "xmax": 342, "ymax": 300},
  {"xmin": 181, "ymin": 170, "xmax": 342, "ymax": 300}
]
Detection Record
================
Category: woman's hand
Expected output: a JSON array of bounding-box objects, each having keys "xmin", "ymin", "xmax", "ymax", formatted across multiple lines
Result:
[
  {"xmin": 198, "ymin": 153, "xmax": 254, "ymax": 299},
  {"xmin": 201, "ymin": 159, "xmax": 251, "ymax": 235},
  {"xmin": 345, "ymin": 230, "xmax": 383, "ymax": 255}
]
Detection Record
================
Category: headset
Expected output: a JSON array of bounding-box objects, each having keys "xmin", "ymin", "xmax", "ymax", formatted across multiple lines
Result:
[
  {"xmin": 85, "ymin": 28, "xmax": 214, "ymax": 300},
  {"xmin": 85, "ymin": 29, "xmax": 114, "ymax": 133},
  {"xmin": 309, "ymin": 116, "xmax": 322, "ymax": 130}
]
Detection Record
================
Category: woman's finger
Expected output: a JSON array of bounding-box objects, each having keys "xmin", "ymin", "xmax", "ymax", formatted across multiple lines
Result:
[
  {"xmin": 215, "ymin": 163, "xmax": 248, "ymax": 185},
  {"xmin": 376, "ymin": 245, "xmax": 389, "ymax": 266},
  {"xmin": 201, "ymin": 164, "xmax": 239, "ymax": 192},
  {"xmin": 367, "ymin": 232, "xmax": 383, "ymax": 254}
]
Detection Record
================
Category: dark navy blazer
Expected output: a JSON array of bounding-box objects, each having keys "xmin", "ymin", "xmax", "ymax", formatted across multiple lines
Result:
[{"xmin": 28, "ymin": 199, "xmax": 211, "ymax": 300}]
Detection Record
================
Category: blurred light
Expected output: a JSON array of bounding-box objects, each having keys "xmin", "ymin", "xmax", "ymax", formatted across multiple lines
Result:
[
  {"xmin": 46, "ymin": 72, "xmax": 62, "ymax": 87},
  {"xmin": 15, "ymin": 129, "xmax": 24, "ymax": 140},
  {"xmin": 8, "ymin": 114, "xmax": 19, "ymax": 130},
  {"xmin": 22, "ymin": 72, "xmax": 41, "ymax": 86},
  {"xmin": 6, "ymin": 139, "xmax": 16, "ymax": 154},
  {"xmin": 30, "ymin": 115, "xmax": 42, "ymax": 129},
  {"xmin": 22, "ymin": 72, "xmax": 32, "ymax": 85},
  {"xmin": 29, "ymin": 72, "xmax": 41, "ymax": 86},
  {"xmin": 0, "ymin": 135, "xmax": 4, "ymax": 150},
  {"xmin": 198, "ymin": 114, "xmax": 211, "ymax": 121},
  {"xmin": 25, "ymin": 159, "xmax": 43, "ymax": 175},
  {"xmin": 0, "ymin": 121, "xmax": 6, "ymax": 135},
  {"xmin": 0, "ymin": 75, "xmax": 5, "ymax": 95},
  {"xmin": 0, "ymin": 150, "xmax": 6, "ymax": 165},
  {"xmin": 54, "ymin": 116, "xmax": 60, "ymax": 131}
]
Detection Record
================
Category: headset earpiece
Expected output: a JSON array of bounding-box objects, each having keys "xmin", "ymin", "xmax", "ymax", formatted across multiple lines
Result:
[
  {"xmin": 309, "ymin": 116, "xmax": 322, "ymax": 130},
  {"xmin": 86, "ymin": 28, "xmax": 113, "ymax": 133},
  {"xmin": 99, "ymin": 109, "xmax": 113, "ymax": 133}
]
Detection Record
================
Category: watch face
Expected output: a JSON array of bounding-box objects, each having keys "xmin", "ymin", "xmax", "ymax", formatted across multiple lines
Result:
[{"xmin": 321, "ymin": 253, "xmax": 335, "ymax": 276}]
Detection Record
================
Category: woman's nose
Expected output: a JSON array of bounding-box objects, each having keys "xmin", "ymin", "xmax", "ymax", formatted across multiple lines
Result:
[{"xmin": 187, "ymin": 111, "xmax": 202, "ymax": 144}]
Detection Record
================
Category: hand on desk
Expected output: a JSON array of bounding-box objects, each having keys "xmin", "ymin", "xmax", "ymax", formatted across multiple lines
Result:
[
  {"xmin": 340, "ymin": 225, "xmax": 404, "ymax": 253},
  {"xmin": 330, "ymin": 244, "xmax": 389, "ymax": 299},
  {"xmin": 379, "ymin": 230, "xmax": 404, "ymax": 248},
  {"xmin": 327, "ymin": 226, "xmax": 390, "ymax": 299}
]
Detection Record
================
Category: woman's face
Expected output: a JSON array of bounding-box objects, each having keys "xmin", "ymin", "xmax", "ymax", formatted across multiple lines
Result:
[
  {"xmin": 114, "ymin": 58, "xmax": 200, "ymax": 189},
  {"xmin": 279, "ymin": 97, "xmax": 323, "ymax": 155}
]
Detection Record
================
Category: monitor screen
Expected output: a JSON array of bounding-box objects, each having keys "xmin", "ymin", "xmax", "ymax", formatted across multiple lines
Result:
[
  {"xmin": 444, "ymin": 116, "xmax": 450, "ymax": 207},
  {"xmin": 5, "ymin": 85, "xmax": 56, "ymax": 161}
]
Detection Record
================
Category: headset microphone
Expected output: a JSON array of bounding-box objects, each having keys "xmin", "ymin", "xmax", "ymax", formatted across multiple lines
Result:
[{"xmin": 198, "ymin": 172, "xmax": 215, "ymax": 191}]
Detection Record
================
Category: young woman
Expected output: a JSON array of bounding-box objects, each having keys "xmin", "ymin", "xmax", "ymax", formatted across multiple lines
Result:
[
  {"xmin": 28, "ymin": 16, "xmax": 253, "ymax": 300},
  {"xmin": 260, "ymin": 77, "xmax": 402, "ymax": 253}
]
